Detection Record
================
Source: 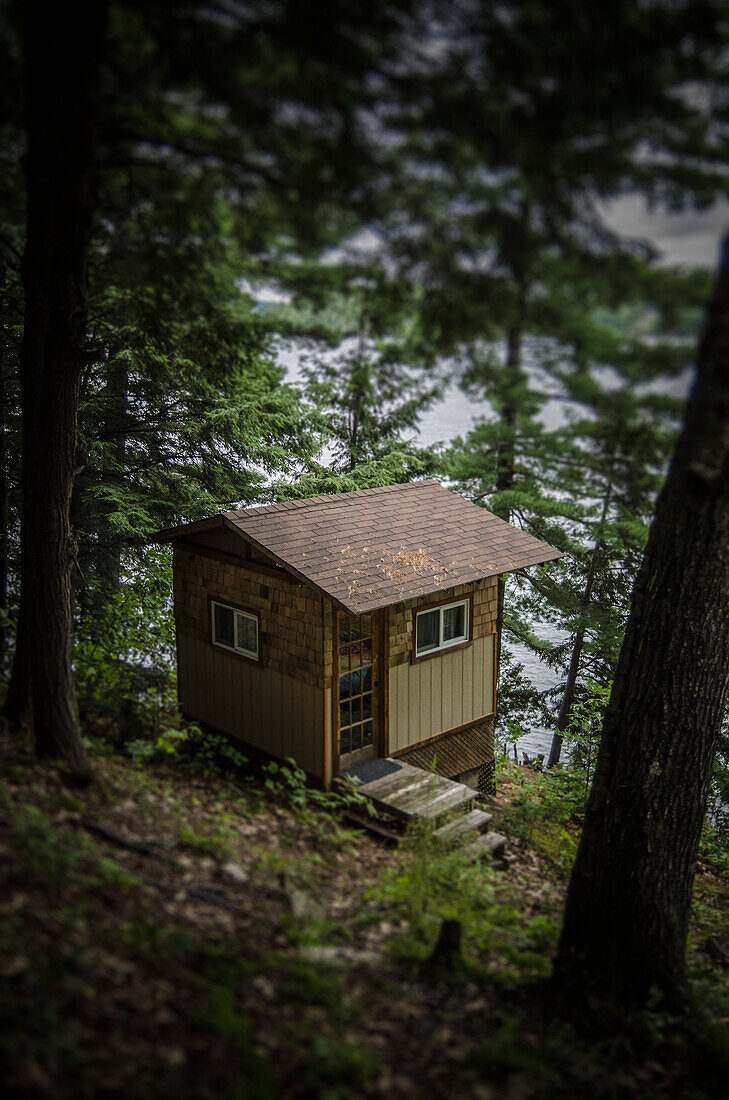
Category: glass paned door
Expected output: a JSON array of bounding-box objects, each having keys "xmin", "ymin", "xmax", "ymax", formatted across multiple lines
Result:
[{"xmin": 337, "ymin": 612, "xmax": 376, "ymax": 762}]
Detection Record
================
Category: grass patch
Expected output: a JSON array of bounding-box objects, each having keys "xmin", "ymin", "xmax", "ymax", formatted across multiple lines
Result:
[
  {"xmin": 178, "ymin": 823, "xmax": 233, "ymax": 858},
  {"xmin": 495, "ymin": 758, "xmax": 582, "ymax": 873},
  {"xmin": 374, "ymin": 819, "xmax": 560, "ymax": 982},
  {"xmin": 2, "ymin": 784, "xmax": 136, "ymax": 892}
]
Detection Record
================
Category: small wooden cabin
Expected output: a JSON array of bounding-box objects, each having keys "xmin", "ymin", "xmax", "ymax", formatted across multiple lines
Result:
[{"xmin": 156, "ymin": 480, "xmax": 560, "ymax": 789}]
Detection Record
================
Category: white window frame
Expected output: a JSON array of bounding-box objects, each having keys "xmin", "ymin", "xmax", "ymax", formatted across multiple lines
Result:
[
  {"xmin": 211, "ymin": 599, "xmax": 259, "ymax": 660},
  {"xmin": 415, "ymin": 598, "xmax": 470, "ymax": 658}
]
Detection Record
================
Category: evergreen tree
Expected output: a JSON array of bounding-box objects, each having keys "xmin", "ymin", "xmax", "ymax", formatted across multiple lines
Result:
[
  {"xmin": 74, "ymin": 174, "xmax": 320, "ymax": 605},
  {"xmin": 447, "ymin": 279, "xmax": 701, "ymax": 748},
  {"xmin": 300, "ymin": 334, "xmax": 441, "ymax": 473}
]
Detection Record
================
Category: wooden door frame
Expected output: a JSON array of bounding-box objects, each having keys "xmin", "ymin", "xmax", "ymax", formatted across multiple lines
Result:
[{"xmin": 331, "ymin": 608, "xmax": 388, "ymax": 777}]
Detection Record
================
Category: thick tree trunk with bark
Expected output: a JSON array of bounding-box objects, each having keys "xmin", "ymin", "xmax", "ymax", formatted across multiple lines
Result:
[
  {"xmin": 553, "ymin": 249, "xmax": 729, "ymax": 1008},
  {"xmin": 4, "ymin": 2, "xmax": 107, "ymax": 776},
  {"xmin": 0, "ymin": 353, "xmax": 8, "ymax": 673}
]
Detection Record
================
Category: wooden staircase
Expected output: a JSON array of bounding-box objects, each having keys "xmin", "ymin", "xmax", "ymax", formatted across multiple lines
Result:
[{"xmin": 337, "ymin": 758, "xmax": 511, "ymax": 867}]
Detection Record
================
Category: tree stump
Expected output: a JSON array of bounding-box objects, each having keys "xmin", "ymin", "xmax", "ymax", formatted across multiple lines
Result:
[{"xmin": 421, "ymin": 918, "xmax": 462, "ymax": 978}]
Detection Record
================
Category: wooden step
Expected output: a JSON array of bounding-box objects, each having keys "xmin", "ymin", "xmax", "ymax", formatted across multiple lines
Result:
[
  {"xmin": 417, "ymin": 783, "xmax": 475, "ymax": 820},
  {"xmin": 492, "ymin": 853, "xmax": 517, "ymax": 872},
  {"xmin": 462, "ymin": 831, "xmax": 507, "ymax": 862},
  {"xmin": 433, "ymin": 808, "xmax": 493, "ymax": 842},
  {"xmin": 338, "ymin": 764, "xmax": 429, "ymax": 801},
  {"xmin": 338, "ymin": 759, "xmax": 480, "ymax": 825},
  {"xmin": 343, "ymin": 810, "xmax": 401, "ymax": 844},
  {"xmin": 384, "ymin": 779, "xmax": 448, "ymax": 816}
]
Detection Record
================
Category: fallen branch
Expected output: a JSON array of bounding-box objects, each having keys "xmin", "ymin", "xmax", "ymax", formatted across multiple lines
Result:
[
  {"xmin": 137, "ymin": 875, "xmax": 251, "ymax": 919},
  {"xmin": 80, "ymin": 819, "xmax": 175, "ymax": 861}
]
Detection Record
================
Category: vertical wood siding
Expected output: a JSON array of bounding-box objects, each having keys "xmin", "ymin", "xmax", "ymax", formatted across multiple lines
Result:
[
  {"xmin": 178, "ymin": 632, "xmax": 325, "ymax": 777},
  {"xmin": 388, "ymin": 633, "xmax": 496, "ymax": 753}
]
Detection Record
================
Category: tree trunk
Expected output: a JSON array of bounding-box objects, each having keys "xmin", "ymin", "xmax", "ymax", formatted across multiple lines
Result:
[
  {"xmin": 4, "ymin": 1, "xmax": 108, "ymax": 777},
  {"xmin": 547, "ymin": 476, "xmax": 613, "ymax": 768},
  {"xmin": 73, "ymin": 357, "xmax": 128, "ymax": 610},
  {"xmin": 492, "ymin": 322, "xmax": 524, "ymax": 739},
  {"xmin": 553, "ymin": 249, "xmax": 729, "ymax": 1009},
  {"xmin": 0, "ymin": 350, "xmax": 8, "ymax": 674},
  {"xmin": 493, "ymin": 322, "xmax": 521, "ymax": 518},
  {"xmin": 546, "ymin": 627, "xmax": 586, "ymax": 769}
]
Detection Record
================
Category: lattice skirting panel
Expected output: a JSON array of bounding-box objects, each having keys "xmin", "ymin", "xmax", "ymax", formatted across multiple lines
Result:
[
  {"xmin": 396, "ymin": 715, "xmax": 495, "ymax": 781},
  {"xmin": 477, "ymin": 759, "xmax": 496, "ymax": 797}
]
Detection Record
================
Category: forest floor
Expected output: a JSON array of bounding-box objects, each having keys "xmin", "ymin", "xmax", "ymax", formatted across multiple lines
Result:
[{"xmin": 1, "ymin": 727, "xmax": 728, "ymax": 1099}]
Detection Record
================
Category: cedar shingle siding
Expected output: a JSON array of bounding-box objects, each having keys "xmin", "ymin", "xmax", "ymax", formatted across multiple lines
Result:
[{"xmin": 173, "ymin": 546, "xmax": 325, "ymax": 687}]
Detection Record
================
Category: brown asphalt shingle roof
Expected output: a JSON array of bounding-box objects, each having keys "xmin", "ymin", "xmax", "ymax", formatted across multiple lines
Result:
[{"xmin": 158, "ymin": 480, "xmax": 562, "ymax": 615}]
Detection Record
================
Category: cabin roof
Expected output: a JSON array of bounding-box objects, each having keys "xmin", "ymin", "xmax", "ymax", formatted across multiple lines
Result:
[{"xmin": 156, "ymin": 480, "xmax": 563, "ymax": 615}]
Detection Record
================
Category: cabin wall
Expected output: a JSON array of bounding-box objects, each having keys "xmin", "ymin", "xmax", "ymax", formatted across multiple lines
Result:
[
  {"xmin": 173, "ymin": 544, "xmax": 326, "ymax": 778},
  {"xmin": 386, "ymin": 579, "xmax": 498, "ymax": 756}
]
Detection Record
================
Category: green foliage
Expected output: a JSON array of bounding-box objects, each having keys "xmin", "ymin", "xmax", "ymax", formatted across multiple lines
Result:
[
  {"xmin": 271, "ymin": 447, "xmax": 440, "ymax": 501},
  {"xmin": 74, "ymin": 547, "xmax": 176, "ymax": 735},
  {"xmin": 375, "ymin": 819, "xmax": 559, "ymax": 982},
  {"xmin": 495, "ymin": 645, "xmax": 553, "ymax": 747},
  {"xmin": 466, "ymin": 1017, "xmax": 572, "ymax": 1091},
  {"xmin": 2, "ymin": 784, "xmax": 135, "ymax": 891},
  {"xmin": 294, "ymin": 1032, "xmax": 381, "ymax": 1097},
  {"xmin": 299, "ymin": 337, "xmax": 442, "ymax": 473},
  {"xmin": 707, "ymin": 726, "xmax": 729, "ymax": 863},
  {"xmin": 263, "ymin": 757, "xmax": 376, "ymax": 821},
  {"xmin": 174, "ymin": 728, "xmax": 250, "ymax": 778},
  {"xmin": 178, "ymin": 824, "xmax": 232, "ymax": 859},
  {"xmin": 495, "ymin": 759, "xmax": 582, "ymax": 873},
  {"xmin": 698, "ymin": 820, "xmax": 729, "ymax": 877},
  {"xmin": 561, "ymin": 679, "xmax": 611, "ymax": 792},
  {"xmin": 125, "ymin": 726, "xmax": 188, "ymax": 765}
]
